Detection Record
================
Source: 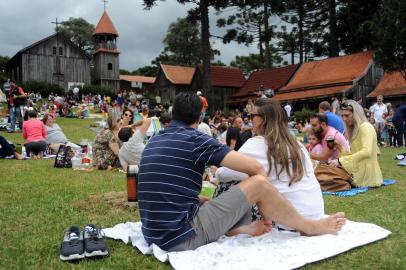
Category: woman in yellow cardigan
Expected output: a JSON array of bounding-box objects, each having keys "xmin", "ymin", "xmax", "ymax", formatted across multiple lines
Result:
[{"xmin": 330, "ymin": 100, "xmax": 383, "ymax": 187}]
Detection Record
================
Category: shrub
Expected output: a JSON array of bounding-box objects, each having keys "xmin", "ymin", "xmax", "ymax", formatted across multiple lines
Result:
[
  {"xmin": 20, "ymin": 81, "xmax": 64, "ymax": 96},
  {"xmin": 80, "ymin": 85, "xmax": 113, "ymax": 96},
  {"xmin": 294, "ymin": 107, "xmax": 315, "ymax": 122}
]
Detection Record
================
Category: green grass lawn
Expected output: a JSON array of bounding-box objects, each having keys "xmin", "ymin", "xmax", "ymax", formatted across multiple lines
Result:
[{"xmin": 0, "ymin": 116, "xmax": 405, "ymax": 269}]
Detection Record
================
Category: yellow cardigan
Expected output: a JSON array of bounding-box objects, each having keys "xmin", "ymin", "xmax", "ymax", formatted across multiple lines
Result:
[{"xmin": 339, "ymin": 122, "xmax": 383, "ymax": 187}]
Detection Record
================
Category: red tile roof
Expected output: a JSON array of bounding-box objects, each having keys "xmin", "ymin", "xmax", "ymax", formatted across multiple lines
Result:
[
  {"xmin": 161, "ymin": 64, "xmax": 196, "ymax": 85},
  {"xmin": 274, "ymin": 84, "xmax": 352, "ymax": 102},
  {"xmin": 273, "ymin": 51, "xmax": 374, "ymax": 101},
  {"xmin": 120, "ymin": 75, "xmax": 155, "ymax": 84},
  {"xmin": 368, "ymin": 71, "xmax": 406, "ymax": 98},
  {"xmin": 280, "ymin": 51, "xmax": 373, "ymax": 92},
  {"xmin": 93, "ymin": 11, "xmax": 119, "ymax": 37},
  {"xmin": 233, "ymin": 64, "xmax": 299, "ymax": 98},
  {"xmin": 207, "ymin": 66, "xmax": 246, "ymax": 88},
  {"xmin": 93, "ymin": 48, "xmax": 120, "ymax": 54}
]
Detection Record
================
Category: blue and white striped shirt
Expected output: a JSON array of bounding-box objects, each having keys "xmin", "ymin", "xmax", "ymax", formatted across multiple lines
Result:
[{"xmin": 138, "ymin": 120, "xmax": 230, "ymax": 250}]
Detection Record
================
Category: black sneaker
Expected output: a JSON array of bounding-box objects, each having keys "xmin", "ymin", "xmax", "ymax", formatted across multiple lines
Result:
[
  {"xmin": 60, "ymin": 226, "xmax": 85, "ymax": 261},
  {"xmin": 83, "ymin": 224, "xmax": 109, "ymax": 258}
]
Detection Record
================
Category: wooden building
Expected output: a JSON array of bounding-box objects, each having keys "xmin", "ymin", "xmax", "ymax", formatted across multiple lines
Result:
[
  {"xmin": 92, "ymin": 11, "xmax": 120, "ymax": 92},
  {"xmin": 119, "ymin": 75, "xmax": 155, "ymax": 92},
  {"xmin": 6, "ymin": 33, "xmax": 91, "ymax": 91},
  {"xmin": 190, "ymin": 65, "xmax": 246, "ymax": 112},
  {"xmin": 226, "ymin": 64, "xmax": 299, "ymax": 107},
  {"xmin": 367, "ymin": 71, "xmax": 406, "ymax": 106},
  {"xmin": 274, "ymin": 51, "xmax": 383, "ymax": 108},
  {"xmin": 152, "ymin": 64, "xmax": 196, "ymax": 105}
]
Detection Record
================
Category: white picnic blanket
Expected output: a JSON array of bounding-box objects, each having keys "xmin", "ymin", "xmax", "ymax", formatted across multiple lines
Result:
[{"xmin": 102, "ymin": 220, "xmax": 391, "ymax": 270}]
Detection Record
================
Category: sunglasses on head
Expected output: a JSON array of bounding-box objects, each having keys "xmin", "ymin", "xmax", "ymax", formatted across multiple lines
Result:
[{"xmin": 340, "ymin": 102, "xmax": 353, "ymax": 111}]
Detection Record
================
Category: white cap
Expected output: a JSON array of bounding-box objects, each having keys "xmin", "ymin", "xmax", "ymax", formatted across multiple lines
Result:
[{"xmin": 196, "ymin": 91, "xmax": 202, "ymax": 96}]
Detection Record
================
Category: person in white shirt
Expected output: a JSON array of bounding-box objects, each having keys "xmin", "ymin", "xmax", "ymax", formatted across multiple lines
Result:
[
  {"xmin": 369, "ymin": 95, "xmax": 388, "ymax": 143},
  {"xmin": 284, "ymin": 103, "xmax": 292, "ymax": 118},
  {"xmin": 214, "ymin": 98, "xmax": 324, "ymax": 230},
  {"xmin": 197, "ymin": 116, "xmax": 212, "ymax": 137}
]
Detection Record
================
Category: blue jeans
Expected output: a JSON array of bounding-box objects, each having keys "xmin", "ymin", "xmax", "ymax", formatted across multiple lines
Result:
[{"xmin": 9, "ymin": 106, "xmax": 23, "ymax": 131}]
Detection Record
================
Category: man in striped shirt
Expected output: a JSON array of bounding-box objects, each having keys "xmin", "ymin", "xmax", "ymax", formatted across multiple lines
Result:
[{"xmin": 138, "ymin": 92, "xmax": 346, "ymax": 251}]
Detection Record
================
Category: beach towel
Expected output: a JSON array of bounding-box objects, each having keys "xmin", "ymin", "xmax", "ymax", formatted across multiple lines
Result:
[
  {"xmin": 322, "ymin": 179, "xmax": 397, "ymax": 197},
  {"xmin": 103, "ymin": 219, "xmax": 390, "ymax": 270}
]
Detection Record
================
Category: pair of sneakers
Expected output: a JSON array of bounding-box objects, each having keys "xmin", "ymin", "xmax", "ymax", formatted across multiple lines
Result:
[{"xmin": 60, "ymin": 224, "xmax": 109, "ymax": 261}]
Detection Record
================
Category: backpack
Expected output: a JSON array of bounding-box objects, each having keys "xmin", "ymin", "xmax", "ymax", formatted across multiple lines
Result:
[
  {"xmin": 314, "ymin": 164, "xmax": 352, "ymax": 192},
  {"xmin": 54, "ymin": 144, "xmax": 74, "ymax": 168}
]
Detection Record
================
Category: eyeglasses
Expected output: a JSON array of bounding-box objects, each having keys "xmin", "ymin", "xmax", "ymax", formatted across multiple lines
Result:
[
  {"xmin": 251, "ymin": 113, "xmax": 263, "ymax": 118},
  {"xmin": 340, "ymin": 102, "xmax": 353, "ymax": 111}
]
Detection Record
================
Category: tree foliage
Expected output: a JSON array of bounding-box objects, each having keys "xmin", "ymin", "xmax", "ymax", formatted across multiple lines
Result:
[
  {"xmin": 153, "ymin": 17, "xmax": 202, "ymax": 66},
  {"xmin": 337, "ymin": 0, "xmax": 379, "ymax": 54},
  {"xmin": 56, "ymin": 17, "xmax": 95, "ymax": 54},
  {"xmin": 373, "ymin": 0, "xmax": 406, "ymax": 79},
  {"xmin": 0, "ymin": 55, "xmax": 10, "ymax": 85}
]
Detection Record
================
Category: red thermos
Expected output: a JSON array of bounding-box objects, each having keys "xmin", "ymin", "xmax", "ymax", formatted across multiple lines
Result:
[{"xmin": 127, "ymin": 165, "xmax": 139, "ymax": 202}]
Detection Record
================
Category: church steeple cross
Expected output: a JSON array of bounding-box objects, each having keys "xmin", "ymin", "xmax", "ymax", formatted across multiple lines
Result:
[
  {"xmin": 51, "ymin": 17, "xmax": 60, "ymax": 31},
  {"xmin": 102, "ymin": 0, "xmax": 108, "ymax": 11}
]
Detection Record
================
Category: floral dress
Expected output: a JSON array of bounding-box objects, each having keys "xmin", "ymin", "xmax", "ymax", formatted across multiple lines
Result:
[{"xmin": 93, "ymin": 129, "xmax": 121, "ymax": 169}]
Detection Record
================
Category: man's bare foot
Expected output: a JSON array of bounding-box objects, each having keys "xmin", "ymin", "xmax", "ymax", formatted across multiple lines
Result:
[
  {"xmin": 305, "ymin": 212, "xmax": 346, "ymax": 236},
  {"xmin": 227, "ymin": 220, "xmax": 272, "ymax": 237},
  {"xmin": 14, "ymin": 152, "xmax": 24, "ymax": 160}
]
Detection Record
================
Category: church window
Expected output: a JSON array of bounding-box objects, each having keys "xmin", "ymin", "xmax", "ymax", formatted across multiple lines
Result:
[
  {"xmin": 107, "ymin": 63, "xmax": 113, "ymax": 70},
  {"xmin": 52, "ymin": 47, "xmax": 56, "ymax": 55},
  {"xmin": 59, "ymin": 47, "xmax": 63, "ymax": 56}
]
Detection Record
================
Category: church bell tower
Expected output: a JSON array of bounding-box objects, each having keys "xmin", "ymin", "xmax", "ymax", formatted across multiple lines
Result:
[{"xmin": 92, "ymin": 11, "xmax": 120, "ymax": 92}]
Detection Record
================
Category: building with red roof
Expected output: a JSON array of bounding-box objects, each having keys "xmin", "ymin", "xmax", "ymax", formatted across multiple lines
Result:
[
  {"xmin": 93, "ymin": 11, "xmax": 120, "ymax": 92},
  {"xmin": 152, "ymin": 64, "xmax": 245, "ymax": 110},
  {"xmin": 190, "ymin": 65, "xmax": 246, "ymax": 110},
  {"xmin": 274, "ymin": 51, "xmax": 383, "ymax": 107},
  {"xmin": 120, "ymin": 75, "xmax": 155, "ymax": 92},
  {"xmin": 226, "ymin": 64, "xmax": 299, "ymax": 105},
  {"xmin": 368, "ymin": 71, "xmax": 406, "ymax": 106}
]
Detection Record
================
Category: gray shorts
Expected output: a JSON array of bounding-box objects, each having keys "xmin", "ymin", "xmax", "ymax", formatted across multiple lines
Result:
[{"xmin": 168, "ymin": 185, "xmax": 252, "ymax": 252}]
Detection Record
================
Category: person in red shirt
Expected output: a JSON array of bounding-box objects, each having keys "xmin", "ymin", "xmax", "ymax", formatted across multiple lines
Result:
[
  {"xmin": 197, "ymin": 90, "xmax": 208, "ymax": 122},
  {"xmin": 8, "ymin": 79, "xmax": 27, "ymax": 132},
  {"xmin": 23, "ymin": 110, "xmax": 47, "ymax": 159}
]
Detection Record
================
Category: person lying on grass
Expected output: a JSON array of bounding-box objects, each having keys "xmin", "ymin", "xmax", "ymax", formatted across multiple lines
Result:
[
  {"xmin": 138, "ymin": 92, "xmax": 346, "ymax": 252},
  {"xmin": 213, "ymin": 98, "xmax": 325, "ymax": 231},
  {"xmin": 0, "ymin": 135, "xmax": 23, "ymax": 160}
]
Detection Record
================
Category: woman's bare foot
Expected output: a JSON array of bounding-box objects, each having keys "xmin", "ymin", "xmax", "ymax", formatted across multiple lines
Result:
[
  {"xmin": 304, "ymin": 212, "xmax": 346, "ymax": 236},
  {"xmin": 227, "ymin": 220, "xmax": 272, "ymax": 237},
  {"xmin": 107, "ymin": 165, "xmax": 113, "ymax": 171}
]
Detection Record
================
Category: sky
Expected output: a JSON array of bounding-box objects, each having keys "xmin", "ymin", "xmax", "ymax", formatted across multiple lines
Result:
[{"xmin": 0, "ymin": 0, "xmax": 261, "ymax": 71}]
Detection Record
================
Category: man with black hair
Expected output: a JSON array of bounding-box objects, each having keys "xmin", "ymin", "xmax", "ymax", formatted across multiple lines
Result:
[
  {"xmin": 309, "ymin": 113, "xmax": 349, "ymax": 162},
  {"xmin": 138, "ymin": 92, "xmax": 346, "ymax": 252}
]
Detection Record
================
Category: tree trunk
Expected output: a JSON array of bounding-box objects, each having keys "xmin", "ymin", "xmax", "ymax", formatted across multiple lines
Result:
[
  {"xmin": 298, "ymin": 3, "xmax": 304, "ymax": 64},
  {"xmin": 328, "ymin": 0, "xmax": 339, "ymax": 57},
  {"xmin": 200, "ymin": 0, "xmax": 212, "ymax": 94},
  {"xmin": 263, "ymin": 1, "xmax": 272, "ymax": 68},
  {"xmin": 291, "ymin": 50, "xmax": 295, "ymax": 64},
  {"xmin": 258, "ymin": 22, "xmax": 265, "ymax": 64}
]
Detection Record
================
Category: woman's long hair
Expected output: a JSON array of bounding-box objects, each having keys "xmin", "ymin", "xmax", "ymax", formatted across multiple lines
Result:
[
  {"xmin": 255, "ymin": 98, "xmax": 304, "ymax": 186},
  {"xmin": 106, "ymin": 108, "xmax": 121, "ymax": 131},
  {"xmin": 341, "ymin": 100, "xmax": 368, "ymax": 142}
]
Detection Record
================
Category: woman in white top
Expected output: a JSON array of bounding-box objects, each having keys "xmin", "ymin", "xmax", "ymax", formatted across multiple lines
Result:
[{"xmin": 214, "ymin": 98, "xmax": 324, "ymax": 228}]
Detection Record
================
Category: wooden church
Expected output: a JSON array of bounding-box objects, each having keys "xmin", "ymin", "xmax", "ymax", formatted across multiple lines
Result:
[{"xmin": 6, "ymin": 10, "xmax": 120, "ymax": 92}]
